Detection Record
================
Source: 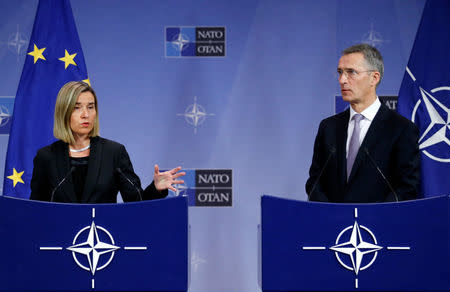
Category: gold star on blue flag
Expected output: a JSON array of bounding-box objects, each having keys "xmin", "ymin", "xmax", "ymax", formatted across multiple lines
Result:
[
  {"xmin": 4, "ymin": 0, "xmax": 90, "ymax": 198},
  {"xmin": 59, "ymin": 49, "xmax": 77, "ymax": 69},
  {"xmin": 27, "ymin": 44, "xmax": 46, "ymax": 64},
  {"xmin": 7, "ymin": 168, "xmax": 25, "ymax": 187}
]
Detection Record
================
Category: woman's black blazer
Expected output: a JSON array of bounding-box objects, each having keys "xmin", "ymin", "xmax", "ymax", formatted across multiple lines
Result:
[{"xmin": 30, "ymin": 136, "xmax": 167, "ymax": 203}]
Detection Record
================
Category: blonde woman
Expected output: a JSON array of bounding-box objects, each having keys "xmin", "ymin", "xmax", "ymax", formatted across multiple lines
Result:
[{"xmin": 30, "ymin": 81, "xmax": 184, "ymax": 203}]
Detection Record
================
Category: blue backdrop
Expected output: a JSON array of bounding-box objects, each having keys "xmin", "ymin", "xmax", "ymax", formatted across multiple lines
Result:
[{"xmin": 0, "ymin": 1, "xmax": 426, "ymax": 291}]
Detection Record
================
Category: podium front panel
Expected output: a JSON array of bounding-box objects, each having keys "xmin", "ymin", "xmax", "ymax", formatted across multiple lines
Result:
[
  {"xmin": 261, "ymin": 195, "xmax": 449, "ymax": 291},
  {"xmin": 0, "ymin": 196, "xmax": 188, "ymax": 292}
]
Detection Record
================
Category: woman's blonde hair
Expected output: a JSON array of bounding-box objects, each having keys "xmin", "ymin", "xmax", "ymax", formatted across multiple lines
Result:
[{"xmin": 53, "ymin": 81, "xmax": 99, "ymax": 144}]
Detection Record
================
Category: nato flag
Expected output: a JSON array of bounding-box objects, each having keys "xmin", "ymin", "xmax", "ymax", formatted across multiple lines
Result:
[
  {"xmin": 3, "ymin": 0, "xmax": 89, "ymax": 198},
  {"xmin": 397, "ymin": 0, "xmax": 450, "ymax": 198}
]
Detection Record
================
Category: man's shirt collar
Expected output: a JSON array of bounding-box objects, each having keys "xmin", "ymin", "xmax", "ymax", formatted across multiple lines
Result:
[{"xmin": 349, "ymin": 97, "xmax": 381, "ymax": 122}]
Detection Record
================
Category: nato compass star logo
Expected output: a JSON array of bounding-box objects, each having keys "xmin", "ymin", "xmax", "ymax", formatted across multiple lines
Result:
[
  {"xmin": 173, "ymin": 182, "xmax": 189, "ymax": 197},
  {"xmin": 40, "ymin": 208, "xmax": 148, "ymax": 289},
  {"xmin": 0, "ymin": 105, "xmax": 12, "ymax": 128},
  {"xmin": 406, "ymin": 67, "xmax": 450, "ymax": 163},
  {"xmin": 191, "ymin": 250, "xmax": 206, "ymax": 273},
  {"xmin": 329, "ymin": 221, "xmax": 382, "ymax": 276},
  {"xmin": 7, "ymin": 25, "xmax": 28, "ymax": 56},
  {"xmin": 177, "ymin": 96, "xmax": 215, "ymax": 134},
  {"xmin": 171, "ymin": 33, "xmax": 190, "ymax": 52},
  {"xmin": 67, "ymin": 221, "xmax": 120, "ymax": 276},
  {"xmin": 0, "ymin": 96, "xmax": 14, "ymax": 134},
  {"xmin": 358, "ymin": 23, "xmax": 388, "ymax": 47},
  {"xmin": 301, "ymin": 208, "xmax": 410, "ymax": 289},
  {"xmin": 165, "ymin": 27, "xmax": 196, "ymax": 57}
]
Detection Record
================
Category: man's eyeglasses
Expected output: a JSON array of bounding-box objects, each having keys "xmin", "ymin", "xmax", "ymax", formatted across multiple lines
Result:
[{"xmin": 336, "ymin": 69, "xmax": 375, "ymax": 80}]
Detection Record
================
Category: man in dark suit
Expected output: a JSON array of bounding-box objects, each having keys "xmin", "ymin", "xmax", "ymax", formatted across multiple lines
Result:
[{"xmin": 305, "ymin": 44, "xmax": 420, "ymax": 203}]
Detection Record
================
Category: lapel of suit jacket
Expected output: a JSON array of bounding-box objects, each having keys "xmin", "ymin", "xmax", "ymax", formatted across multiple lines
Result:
[
  {"xmin": 337, "ymin": 109, "xmax": 350, "ymax": 189},
  {"xmin": 347, "ymin": 104, "xmax": 389, "ymax": 184},
  {"xmin": 55, "ymin": 140, "xmax": 77, "ymax": 202},
  {"xmin": 81, "ymin": 136, "xmax": 102, "ymax": 203}
]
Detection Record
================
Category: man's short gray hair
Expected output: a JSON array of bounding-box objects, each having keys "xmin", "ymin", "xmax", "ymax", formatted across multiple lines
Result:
[{"xmin": 342, "ymin": 43, "xmax": 384, "ymax": 85}]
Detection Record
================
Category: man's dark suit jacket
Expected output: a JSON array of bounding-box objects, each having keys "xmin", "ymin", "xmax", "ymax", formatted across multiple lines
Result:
[
  {"xmin": 30, "ymin": 136, "xmax": 167, "ymax": 203},
  {"xmin": 305, "ymin": 104, "xmax": 420, "ymax": 203}
]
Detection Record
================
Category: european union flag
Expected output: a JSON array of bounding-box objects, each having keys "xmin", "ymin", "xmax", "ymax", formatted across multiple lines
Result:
[
  {"xmin": 397, "ymin": 0, "xmax": 450, "ymax": 197},
  {"xmin": 3, "ymin": 0, "xmax": 89, "ymax": 198}
]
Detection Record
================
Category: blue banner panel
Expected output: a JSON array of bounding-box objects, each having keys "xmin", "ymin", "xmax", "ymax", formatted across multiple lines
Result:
[
  {"xmin": 262, "ymin": 195, "xmax": 449, "ymax": 291},
  {"xmin": 0, "ymin": 196, "xmax": 188, "ymax": 292},
  {"xmin": 397, "ymin": 0, "xmax": 450, "ymax": 198}
]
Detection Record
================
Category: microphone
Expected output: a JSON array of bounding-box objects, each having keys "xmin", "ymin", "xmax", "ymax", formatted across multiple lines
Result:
[
  {"xmin": 50, "ymin": 166, "xmax": 76, "ymax": 202},
  {"xmin": 364, "ymin": 148, "xmax": 399, "ymax": 202},
  {"xmin": 308, "ymin": 147, "xmax": 336, "ymax": 201},
  {"xmin": 116, "ymin": 168, "xmax": 143, "ymax": 201}
]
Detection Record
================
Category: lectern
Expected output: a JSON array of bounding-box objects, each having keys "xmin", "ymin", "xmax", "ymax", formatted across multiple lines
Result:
[
  {"xmin": 261, "ymin": 195, "xmax": 449, "ymax": 291},
  {"xmin": 0, "ymin": 196, "xmax": 188, "ymax": 292}
]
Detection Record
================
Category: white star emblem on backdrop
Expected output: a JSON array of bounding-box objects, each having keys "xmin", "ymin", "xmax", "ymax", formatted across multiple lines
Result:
[
  {"xmin": 177, "ymin": 96, "xmax": 215, "ymax": 134},
  {"xmin": 359, "ymin": 23, "xmax": 388, "ymax": 47},
  {"xmin": 191, "ymin": 251, "xmax": 206, "ymax": 273},
  {"xmin": 7, "ymin": 25, "xmax": 28, "ymax": 56},
  {"xmin": 67, "ymin": 221, "xmax": 120, "ymax": 275},
  {"xmin": 174, "ymin": 182, "xmax": 188, "ymax": 197},
  {"xmin": 0, "ymin": 105, "xmax": 12, "ymax": 127},
  {"xmin": 416, "ymin": 87, "xmax": 450, "ymax": 150},
  {"xmin": 171, "ymin": 33, "xmax": 190, "ymax": 51},
  {"xmin": 405, "ymin": 66, "xmax": 450, "ymax": 163}
]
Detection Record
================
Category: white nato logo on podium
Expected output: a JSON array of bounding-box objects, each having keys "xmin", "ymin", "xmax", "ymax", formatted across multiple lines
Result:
[
  {"xmin": 301, "ymin": 208, "xmax": 410, "ymax": 289},
  {"xmin": 329, "ymin": 221, "xmax": 382, "ymax": 275},
  {"xmin": 67, "ymin": 221, "xmax": 120, "ymax": 275},
  {"xmin": 40, "ymin": 208, "xmax": 148, "ymax": 289}
]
